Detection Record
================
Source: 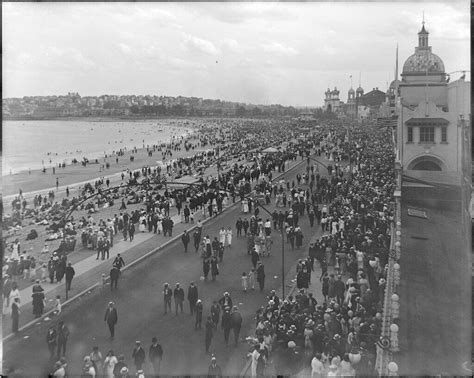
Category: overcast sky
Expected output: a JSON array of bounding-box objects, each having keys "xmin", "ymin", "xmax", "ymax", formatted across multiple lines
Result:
[{"xmin": 2, "ymin": 1, "xmax": 470, "ymax": 107}]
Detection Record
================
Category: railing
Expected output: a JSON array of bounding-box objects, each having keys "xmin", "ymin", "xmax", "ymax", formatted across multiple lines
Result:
[{"xmin": 376, "ymin": 166, "xmax": 402, "ymax": 376}]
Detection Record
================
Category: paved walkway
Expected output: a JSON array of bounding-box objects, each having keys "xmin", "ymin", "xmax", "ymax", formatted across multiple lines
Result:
[{"xmin": 3, "ymin": 156, "xmax": 306, "ymax": 340}]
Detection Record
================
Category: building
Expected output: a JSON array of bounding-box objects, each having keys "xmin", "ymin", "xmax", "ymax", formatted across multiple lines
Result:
[
  {"xmin": 357, "ymin": 88, "xmax": 386, "ymax": 120},
  {"xmin": 397, "ymin": 22, "xmax": 470, "ymax": 173},
  {"xmin": 345, "ymin": 87, "xmax": 357, "ymax": 119},
  {"xmin": 394, "ymin": 21, "xmax": 471, "ymax": 376},
  {"xmin": 323, "ymin": 87, "xmax": 343, "ymax": 114}
]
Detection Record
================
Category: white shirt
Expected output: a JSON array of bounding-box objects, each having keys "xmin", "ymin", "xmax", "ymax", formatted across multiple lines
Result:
[{"xmin": 311, "ymin": 357, "xmax": 324, "ymax": 377}]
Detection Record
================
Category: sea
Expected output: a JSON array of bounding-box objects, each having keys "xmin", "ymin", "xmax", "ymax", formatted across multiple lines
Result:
[{"xmin": 2, "ymin": 119, "xmax": 194, "ymax": 175}]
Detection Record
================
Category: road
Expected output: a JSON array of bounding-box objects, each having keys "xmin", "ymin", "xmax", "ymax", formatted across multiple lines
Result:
[{"xmin": 2, "ymin": 157, "xmax": 331, "ymax": 376}]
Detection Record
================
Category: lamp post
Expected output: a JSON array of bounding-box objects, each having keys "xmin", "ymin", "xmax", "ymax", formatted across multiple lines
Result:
[{"xmin": 254, "ymin": 199, "xmax": 286, "ymax": 299}]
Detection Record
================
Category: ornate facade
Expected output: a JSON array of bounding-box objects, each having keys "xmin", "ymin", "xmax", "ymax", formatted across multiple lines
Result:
[{"xmin": 397, "ymin": 22, "xmax": 470, "ymax": 174}]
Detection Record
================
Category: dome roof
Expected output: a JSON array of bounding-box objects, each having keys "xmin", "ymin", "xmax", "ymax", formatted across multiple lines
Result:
[
  {"xmin": 402, "ymin": 49, "xmax": 445, "ymax": 74},
  {"xmin": 356, "ymin": 86, "xmax": 364, "ymax": 93},
  {"xmin": 348, "ymin": 87, "xmax": 355, "ymax": 94},
  {"xmin": 389, "ymin": 79, "xmax": 400, "ymax": 89}
]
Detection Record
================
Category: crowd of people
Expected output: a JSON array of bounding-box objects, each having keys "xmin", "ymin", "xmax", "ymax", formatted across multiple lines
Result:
[
  {"xmin": 3, "ymin": 117, "xmax": 397, "ymax": 378},
  {"xmin": 244, "ymin": 125, "xmax": 395, "ymax": 377}
]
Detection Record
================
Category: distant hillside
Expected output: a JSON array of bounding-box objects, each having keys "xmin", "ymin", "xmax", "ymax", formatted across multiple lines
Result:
[{"xmin": 2, "ymin": 93, "xmax": 313, "ymax": 119}]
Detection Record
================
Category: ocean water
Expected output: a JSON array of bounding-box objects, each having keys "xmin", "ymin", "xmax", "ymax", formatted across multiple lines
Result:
[{"xmin": 2, "ymin": 120, "xmax": 193, "ymax": 175}]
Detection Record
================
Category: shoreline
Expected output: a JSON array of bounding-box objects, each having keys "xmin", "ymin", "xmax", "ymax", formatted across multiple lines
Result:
[
  {"xmin": 2, "ymin": 132, "xmax": 211, "ymax": 198},
  {"xmin": 2, "ymin": 115, "xmax": 277, "ymax": 122}
]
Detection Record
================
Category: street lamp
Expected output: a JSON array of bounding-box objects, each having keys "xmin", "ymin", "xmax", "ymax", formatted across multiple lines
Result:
[{"xmin": 253, "ymin": 199, "xmax": 286, "ymax": 299}]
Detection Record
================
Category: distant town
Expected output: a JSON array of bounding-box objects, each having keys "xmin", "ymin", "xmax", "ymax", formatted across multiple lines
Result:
[{"xmin": 2, "ymin": 92, "xmax": 321, "ymax": 120}]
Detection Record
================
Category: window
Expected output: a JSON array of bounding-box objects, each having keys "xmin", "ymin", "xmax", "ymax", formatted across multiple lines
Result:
[
  {"xmin": 407, "ymin": 127, "xmax": 413, "ymax": 142},
  {"xmin": 441, "ymin": 127, "xmax": 447, "ymax": 142},
  {"xmin": 419, "ymin": 127, "xmax": 435, "ymax": 143}
]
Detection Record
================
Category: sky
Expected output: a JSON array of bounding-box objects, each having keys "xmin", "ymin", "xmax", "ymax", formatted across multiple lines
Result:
[{"xmin": 2, "ymin": 1, "xmax": 470, "ymax": 107}]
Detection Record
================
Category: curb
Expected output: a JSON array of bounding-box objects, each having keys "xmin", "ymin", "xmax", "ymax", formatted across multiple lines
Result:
[{"xmin": 3, "ymin": 158, "xmax": 306, "ymax": 342}]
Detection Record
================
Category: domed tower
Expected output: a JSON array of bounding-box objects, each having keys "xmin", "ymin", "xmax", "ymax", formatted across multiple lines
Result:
[
  {"xmin": 399, "ymin": 21, "xmax": 447, "ymax": 107},
  {"xmin": 401, "ymin": 23, "xmax": 446, "ymax": 81},
  {"xmin": 348, "ymin": 87, "xmax": 355, "ymax": 101}
]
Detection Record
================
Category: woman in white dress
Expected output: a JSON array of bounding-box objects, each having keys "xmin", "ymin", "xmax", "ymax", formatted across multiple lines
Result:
[
  {"xmin": 242, "ymin": 199, "xmax": 249, "ymax": 214},
  {"xmin": 225, "ymin": 227, "xmax": 232, "ymax": 247},
  {"xmin": 138, "ymin": 215, "xmax": 146, "ymax": 232},
  {"xmin": 219, "ymin": 228, "xmax": 226, "ymax": 244},
  {"xmin": 103, "ymin": 350, "xmax": 118, "ymax": 378}
]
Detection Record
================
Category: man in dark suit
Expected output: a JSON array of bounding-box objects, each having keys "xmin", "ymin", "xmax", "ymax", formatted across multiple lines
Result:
[
  {"xmin": 208, "ymin": 356, "xmax": 222, "ymax": 378},
  {"xmin": 132, "ymin": 340, "xmax": 146, "ymax": 373},
  {"xmin": 181, "ymin": 230, "xmax": 190, "ymax": 253},
  {"xmin": 56, "ymin": 320, "xmax": 69, "ymax": 359},
  {"xmin": 104, "ymin": 301, "xmax": 118, "ymax": 339},
  {"xmin": 46, "ymin": 325, "xmax": 57, "ymax": 360},
  {"xmin": 230, "ymin": 306, "xmax": 242, "ymax": 346},
  {"xmin": 163, "ymin": 283, "xmax": 172, "ymax": 314},
  {"xmin": 187, "ymin": 282, "xmax": 198, "ymax": 315},
  {"xmin": 221, "ymin": 307, "xmax": 232, "ymax": 345},
  {"xmin": 149, "ymin": 337, "xmax": 163, "ymax": 375},
  {"xmin": 110, "ymin": 266, "xmax": 120, "ymax": 291},
  {"xmin": 65, "ymin": 263, "xmax": 75, "ymax": 291},
  {"xmin": 173, "ymin": 283, "xmax": 184, "ymax": 315},
  {"xmin": 218, "ymin": 292, "xmax": 232, "ymax": 311},
  {"xmin": 193, "ymin": 229, "xmax": 201, "ymax": 253}
]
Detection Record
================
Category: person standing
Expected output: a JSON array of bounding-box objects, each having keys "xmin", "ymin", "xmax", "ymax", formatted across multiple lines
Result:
[
  {"xmin": 149, "ymin": 337, "xmax": 163, "ymax": 376},
  {"xmin": 205, "ymin": 316, "xmax": 214, "ymax": 354},
  {"xmin": 113, "ymin": 254, "xmax": 125, "ymax": 271},
  {"xmin": 3, "ymin": 274, "xmax": 12, "ymax": 308},
  {"xmin": 103, "ymin": 350, "xmax": 118, "ymax": 378},
  {"xmin": 104, "ymin": 302, "xmax": 118, "ymax": 339},
  {"xmin": 65, "ymin": 263, "xmax": 75, "ymax": 291},
  {"xmin": 128, "ymin": 222, "xmax": 135, "ymax": 242},
  {"xmin": 57, "ymin": 321, "xmax": 70, "ymax": 359},
  {"xmin": 32, "ymin": 288, "xmax": 45, "ymax": 318},
  {"xmin": 11, "ymin": 298, "xmax": 20, "ymax": 333},
  {"xmin": 195, "ymin": 299, "xmax": 203, "ymax": 330},
  {"xmin": 311, "ymin": 353, "xmax": 324, "ymax": 378},
  {"xmin": 236, "ymin": 218, "xmax": 243, "ymax": 237},
  {"xmin": 230, "ymin": 306, "xmax": 242, "ymax": 346},
  {"xmin": 210, "ymin": 256, "xmax": 219, "ymax": 281},
  {"xmin": 207, "ymin": 356, "xmax": 222, "ymax": 378},
  {"xmin": 187, "ymin": 282, "xmax": 198, "ymax": 315},
  {"xmin": 163, "ymin": 283, "xmax": 172, "ymax": 314},
  {"xmin": 193, "ymin": 229, "xmax": 201, "ymax": 253},
  {"xmin": 181, "ymin": 230, "xmax": 190, "ymax": 253},
  {"xmin": 173, "ymin": 283, "xmax": 184, "ymax": 315},
  {"xmin": 46, "ymin": 325, "xmax": 58, "ymax": 360},
  {"xmin": 110, "ymin": 266, "xmax": 120, "ymax": 291},
  {"xmin": 256, "ymin": 262, "xmax": 266, "ymax": 292},
  {"xmin": 221, "ymin": 307, "xmax": 232, "ymax": 345},
  {"xmin": 90, "ymin": 346, "xmax": 103, "ymax": 374},
  {"xmin": 132, "ymin": 341, "xmax": 146, "ymax": 373},
  {"xmin": 225, "ymin": 227, "xmax": 232, "ymax": 247}
]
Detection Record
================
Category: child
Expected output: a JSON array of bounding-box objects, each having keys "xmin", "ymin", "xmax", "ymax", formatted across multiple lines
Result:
[
  {"xmin": 54, "ymin": 295, "xmax": 62, "ymax": 315},
  {"xmin": 248, "ymin": 268, "xmax": 256, "ymax": 290},
  {"xmin": 241, "ymin": 272, "xmax": 249, "ymax": 293}
]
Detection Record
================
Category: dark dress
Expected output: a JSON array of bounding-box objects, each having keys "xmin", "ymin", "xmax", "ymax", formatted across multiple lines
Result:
[
  {"xmin": 32, "ymin": 291, "xmax": 45, "ymax": 317},
  {"xmin": 12, "ymin": 302, "xmax": 20, "ymax": 332}
]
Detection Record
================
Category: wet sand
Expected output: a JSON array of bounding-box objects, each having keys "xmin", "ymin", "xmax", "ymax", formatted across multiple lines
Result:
[{"xmin": 3, "ymin": 133, "xmax": 212, "ymax": 198}]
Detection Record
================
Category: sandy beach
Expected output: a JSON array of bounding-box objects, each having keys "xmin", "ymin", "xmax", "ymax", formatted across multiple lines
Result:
[{"xmin": 3, "ymin": 128, "xmax": 210, "ymax": 197}]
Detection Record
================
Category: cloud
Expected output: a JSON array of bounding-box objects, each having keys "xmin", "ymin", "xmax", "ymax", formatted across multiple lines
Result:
[
  {"xmin": 181, "ymin": 33, "xmax": 219, "ymax": 55},
  {"xmin": 262, "ymin": 42, "xmax": 298, "ymax": 56},
  {"xmin": 192, "ymin": 2, "xmax": 294, "ymax": 24},
  {"xmin": 221, "ymin": 38, "xmax": 242, "ymax": 53},
  {"xmin": 117, "ymin": 43, "xmax": 132, "ymax": 55}
]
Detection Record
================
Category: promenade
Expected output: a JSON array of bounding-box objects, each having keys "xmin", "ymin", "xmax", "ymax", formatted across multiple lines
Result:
[
  {"xmin": 3, "ymin": 152, "xmax": 327, "ymax": 376},
  {"xmin": 2, "ymin": 152, "xmax": 311, "ymax": 340}
]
